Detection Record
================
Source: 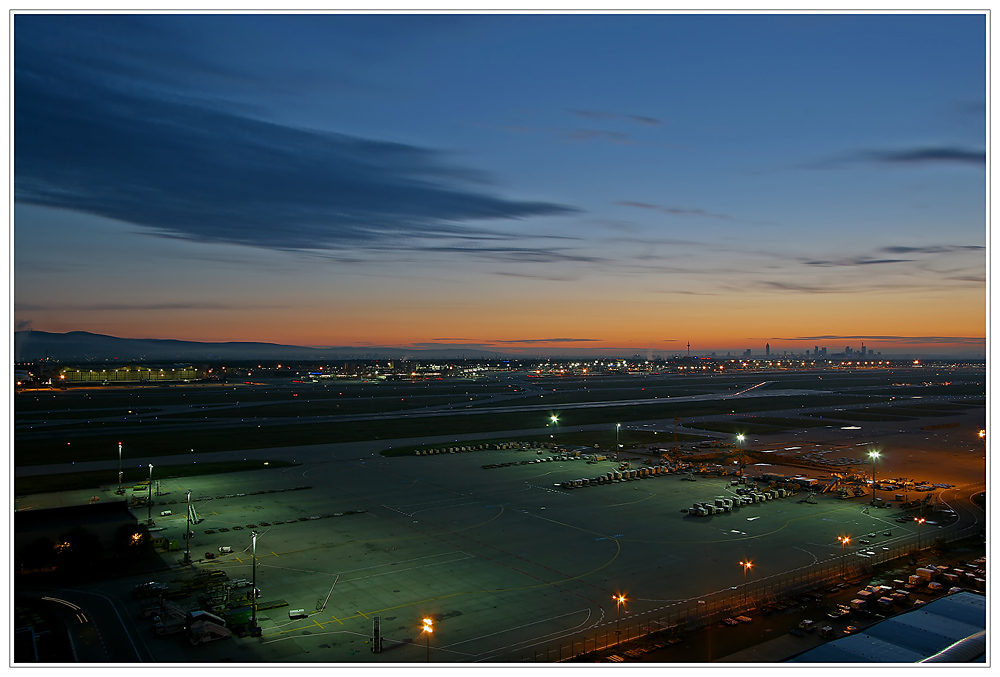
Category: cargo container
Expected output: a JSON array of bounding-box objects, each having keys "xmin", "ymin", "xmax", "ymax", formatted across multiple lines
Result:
[{"xmin": 223, "ymin": 606, "xmax": 253, "ymax": 625}]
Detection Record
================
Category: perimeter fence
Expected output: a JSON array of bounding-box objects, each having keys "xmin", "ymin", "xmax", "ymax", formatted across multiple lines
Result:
[{"xmin": 500, "ymin": 519, "xmax": 982, "ymax": 662}]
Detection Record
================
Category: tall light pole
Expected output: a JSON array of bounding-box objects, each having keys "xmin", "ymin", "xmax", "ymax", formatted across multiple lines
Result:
[
  {"xmin": 421, "ymin": 618, "xmax": 433, "ymax": 662},
  {"xmin": 616, "ymin": 423, "xmax": 621, "ymax": 462},
  {"xmin": 739, "ymin": 560, "xmax": 753, "ymax": 605},
  {"xmin": 736, "ymin": 434, "xmax": 746, "ymax": 479},
  {"xmin": 838, "ymin": 536, "xmax": 850, "ymax": 578},
  {"xmin": 614, "ymin": 593, "xmax": 626, "ymax": 643},
  {"xmin": 251, "ymin": 530, "xmax": 259, "ymax": 632},
  {"xmin": 868, "ymin": 450, "xmax": 880, "ymax": 505},
  {"xmin": 550, "ymin": 415, "xmax": 559, "ymax": 445},
  {"xmin": 915, "ymin": 517, "xmax": 925, "ymax": 551},
  {"xmin": 184, "ymin": 489, "xmax": 192, "ymax": 565},
  {"xmin": 146, "ymin": 464, "xmax": 154, "ymax": 525},
  {"xmin": 117, "ymin": 442, "xmax": 123, "ymax": 494}
]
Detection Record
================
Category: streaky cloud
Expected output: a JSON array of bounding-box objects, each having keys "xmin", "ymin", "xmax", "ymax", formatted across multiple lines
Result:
[
  {"xmin": 775, "ymin": 335, "xmax": 985, "ymax": 345},
  {"xmin": 493, "ymin": 270, "xmax": 579, "ymax": 282},
  {"xmin": 493, "ymin": 338, "xmax": 600, "ymax": 344},
  {"xmin": 864, "ymin": 146, "xmax": 986, "ymax": 167},
  {"xmin": 880, "ymin": 245, "xmax": 984, "ymax": 255},
  {"xmin": 572, "ymin": 109, "xmax": 663, "ymax": 126},
  {"xmin": 14, "ymin": 39, "xmax": 577, "ymax": 257},
  {"xmin": 803, "ymin": 257, "xmax": 913, "ymax": 267},
  {"xmin": 801, "ymin": 145, "xmax": 986, "ymax": 170},
  {"xmin": 15, "ymin": 301, "xmax": 255, "ymax": 312},
  {"xmin": 616, "ymin": 201, "xmax": 731, "ymax": 220}
]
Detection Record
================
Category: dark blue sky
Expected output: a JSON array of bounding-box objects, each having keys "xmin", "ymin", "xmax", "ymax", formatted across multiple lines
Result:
[{"xmin": 13, "ymin": 12, "xmax": 987, "ymax": 356}]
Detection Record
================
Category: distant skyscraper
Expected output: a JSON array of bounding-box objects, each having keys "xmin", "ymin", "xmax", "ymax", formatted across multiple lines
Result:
[{"xmin": 765, "ymin": 343, "xmax": 770, "ymax": 357}]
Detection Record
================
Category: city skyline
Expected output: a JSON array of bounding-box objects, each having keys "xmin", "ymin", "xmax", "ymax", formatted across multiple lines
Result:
[{"xmin": 13, "ymin": 12, "xmax": 987, "ymax": 358}]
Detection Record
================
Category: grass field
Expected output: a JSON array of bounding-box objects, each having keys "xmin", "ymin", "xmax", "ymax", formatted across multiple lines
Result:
[{"xmin": 15, "ymin": 393, "xmax": 883, "ymax": 466}]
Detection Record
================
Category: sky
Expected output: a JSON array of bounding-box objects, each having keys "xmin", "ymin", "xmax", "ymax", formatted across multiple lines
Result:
[{"xmin": 12, "ymin": 12, "xmax": 988, "ymax": 358}]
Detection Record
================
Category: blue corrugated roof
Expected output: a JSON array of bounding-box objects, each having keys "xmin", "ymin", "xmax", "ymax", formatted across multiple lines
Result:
[{"xmin": 788, "ymin": 591, "xmax": 986, "ymax": 663}]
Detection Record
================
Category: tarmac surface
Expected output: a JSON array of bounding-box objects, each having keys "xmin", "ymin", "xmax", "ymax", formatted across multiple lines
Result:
[
  {"xmin": 17, "ymin": 423, "xmax": 985, "ymax": 664},
  {"xmin": 14, "ymin": 371, "xmax": 986, "ymax": 664}
]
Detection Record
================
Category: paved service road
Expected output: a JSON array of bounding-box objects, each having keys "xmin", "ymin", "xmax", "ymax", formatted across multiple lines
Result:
[{"xmin": 19, "ymin": 588, "xmax": 153, "ymax": 662}]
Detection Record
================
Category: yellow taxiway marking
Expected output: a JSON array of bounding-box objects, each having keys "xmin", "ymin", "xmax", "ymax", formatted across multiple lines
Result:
[
  {"xmin": 313, "ymin": 620, "xmax": 325, "ymax": 630},
  {"xmin": 272, "ymin": 551, "xmax": 279, "ymax": 557},
  {"xmin": 329, "ymin": 615, "xmax": 344, "ymax": 625},
  {"xmin": 356, "ymin": 610, "xmax": 369, "ymax": 619}
]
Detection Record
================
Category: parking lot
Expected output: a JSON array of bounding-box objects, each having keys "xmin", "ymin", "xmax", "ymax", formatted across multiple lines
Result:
[{"xmin": 95, "ymin": 441, "xmax": 951, "ymax": 663}]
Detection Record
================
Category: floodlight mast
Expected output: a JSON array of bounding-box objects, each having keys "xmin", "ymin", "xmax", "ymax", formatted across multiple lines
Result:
[
  {"xmin": 421, "ymin": 618, "xmax": 434, "ymax": 662},
  {"xmin": 184, "ymin": 489, "xmax": 192, "ymax": 565},
  {"xmin": 868, "ymin": 450, "xmax": 881, "ymax": 505},
  {"xmin": 146, "ymin": 464, "xmax": 154, "ymax": 525},
  {"xmin": 251, "ymin": 530, "xmax": 259, "ymax": 632}
]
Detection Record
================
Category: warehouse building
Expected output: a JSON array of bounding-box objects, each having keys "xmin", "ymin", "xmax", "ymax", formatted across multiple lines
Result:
[{"xmin": 57, "ymin": 364, "xmax": 203, "ymax": 383}]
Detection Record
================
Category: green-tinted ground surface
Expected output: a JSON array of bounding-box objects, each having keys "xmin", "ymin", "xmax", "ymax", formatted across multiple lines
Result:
[{"xmin": 14, "ymin": 460, "xmax": 299, "ymax": 495}]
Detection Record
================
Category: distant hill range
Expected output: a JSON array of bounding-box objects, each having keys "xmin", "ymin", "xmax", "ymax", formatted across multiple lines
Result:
[{"xmin": 13, "ymin": 330, "xmax": 495, "ymax": 362}]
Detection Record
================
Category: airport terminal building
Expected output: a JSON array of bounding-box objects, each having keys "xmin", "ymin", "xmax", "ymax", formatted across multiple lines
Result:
[{"xmin": 57, "ymin": 364, "xmax": 204, "ymax": 383}]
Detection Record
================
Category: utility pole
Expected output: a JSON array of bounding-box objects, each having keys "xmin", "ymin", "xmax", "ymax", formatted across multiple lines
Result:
[
  {"xmin": 184, "ymin": 489, "xmax": 192, "ymax": 565},
  {"xmin": 250, "ymin": 530, "xmax": 260, "ymax": 636},
  {"xmin": 146, "ymin": 464, "xmax": 154, "ymax": 525}
]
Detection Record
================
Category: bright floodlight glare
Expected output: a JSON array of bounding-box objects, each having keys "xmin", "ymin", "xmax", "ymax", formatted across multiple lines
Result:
[
  {"xmin": 737, "ymin": 434, "xmax": 744, "ymax": 442},
  {"xmin": 551, "ymin": 415, "xmax": 558, "ymax": 423},
  {"xmin": 868, "ymin": 450, "xmax": 880, "ymax": 460}
]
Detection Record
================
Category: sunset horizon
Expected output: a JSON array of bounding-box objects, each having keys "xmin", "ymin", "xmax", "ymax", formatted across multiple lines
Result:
[{"xmin": 14, "ymin": 12, "xmax": 986, "ymax": 361}]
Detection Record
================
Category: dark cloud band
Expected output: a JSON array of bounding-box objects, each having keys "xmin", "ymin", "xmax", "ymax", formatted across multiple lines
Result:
[{"xmin": 14, "ymin": 35, "xmax": 576, "ymax": 257}]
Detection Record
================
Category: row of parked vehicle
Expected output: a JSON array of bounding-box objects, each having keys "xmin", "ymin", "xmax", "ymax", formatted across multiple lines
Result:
[
  {"xmin": 685, "ymin": 488, "xmax": 791, "ymax": 516},
  {"xmin": 555, "ymin": 465, "xmax": 675, "ymax": 489},
  {"xmin": 483, "ymin": 456, "xmax": 558, "ymax": 469}
]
